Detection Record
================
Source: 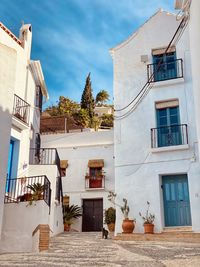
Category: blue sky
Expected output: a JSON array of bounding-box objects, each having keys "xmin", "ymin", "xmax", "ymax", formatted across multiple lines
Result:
[{"xmin": 0, "ymin": 0, "xmax": 174, "ymax": 107}]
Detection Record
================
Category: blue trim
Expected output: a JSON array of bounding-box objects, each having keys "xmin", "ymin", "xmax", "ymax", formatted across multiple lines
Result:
[{"xmin": 6, "ymin": 140, "xmax": 14, "ymax": 192}]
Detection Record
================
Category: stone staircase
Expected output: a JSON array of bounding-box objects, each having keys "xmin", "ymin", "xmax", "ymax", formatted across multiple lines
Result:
[
  {"xmin": 0, "ymin": 232, "xmax": 134, "ymax": 267},
  {"xmin": 115, "ymin": 227, "xmax": 200, "ymax": 243}
]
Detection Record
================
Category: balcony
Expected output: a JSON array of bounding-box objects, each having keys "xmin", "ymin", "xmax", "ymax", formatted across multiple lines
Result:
[
  {"xmin": 4, "ymin": 175, "xmax": 51, "ymax": 207},
  {"xmin": 29, "ymin": 148, "xmax": 60, "ymax": 169},
  {"xmin": 85, "ymin": 175, "xmax": 105, "ymax": 190},
  {"xmin": 29, "ymin": 148, "xmax": 63, "ymax": 204},
  {"xmin": 12, "ymin": 94, "xmax": 30, "ymax": 128},
  {"xmin": 147, "ymin": 59, "xmax": 183, "ymax": 83},
  {"xmin": 151, "ymin": 124, "xmax": 188, "ymax": 149}
]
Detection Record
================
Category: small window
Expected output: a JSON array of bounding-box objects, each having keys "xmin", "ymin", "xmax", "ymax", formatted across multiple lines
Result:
[
  {"xmin": 89, "ymin": 167, "xmax": 102, "ymax": 177},
  {"xmin": 60, "ymin": 160, "xmax": 68, "ymax": 177},
  {"xmin": 36, "ymin": 86, "xmax": 43, "ymax": 112}
]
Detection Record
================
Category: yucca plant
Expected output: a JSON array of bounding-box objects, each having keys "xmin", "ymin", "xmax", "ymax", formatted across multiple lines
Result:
[{"xmin": 63, "ymin": 204, "xmax": 82, "ymax": 225}]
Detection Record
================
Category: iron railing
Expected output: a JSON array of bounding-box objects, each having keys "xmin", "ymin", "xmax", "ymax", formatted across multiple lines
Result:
[
  {"xmin": 147, "ymin": 58, "xmax": 183, "ymax": 82},
  {"xmin": 13, "ymin": 94, "xmax": 30, "ymax": 125},
  {"xmin": 85, "ymin": 175, "xmax": 105, "ymax": 189},
  {"xmin": 151, "ymin": 124, "xmax": 188, "ymax": 148},
  {"xmin": 29, "ymin": 148, "xmax": 60, "ymax": 168},
  {"xmin": 4, "ymin": 175, "xmax": 51, "ymax": 207},
  {"xmin": 29, "ymin": 148, "xmax": 63, "ymax": 204}
]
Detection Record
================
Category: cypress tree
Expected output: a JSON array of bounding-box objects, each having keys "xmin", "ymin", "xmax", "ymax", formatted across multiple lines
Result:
[{"xmin": 81, "ymin": 73, "xmax": 95, "ymax": 120}]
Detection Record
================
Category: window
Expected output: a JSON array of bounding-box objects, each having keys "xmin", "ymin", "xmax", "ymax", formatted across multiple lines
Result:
[
  {"xmin": 35, "ymin": 133, "xmax": 41, "ymax": 162},
  {"xmin": 60, "ymin": 160, "xmax": 68, "ymax": 177},
  {"xmin": 36, "ymin": 86, "xmax": 43, "ymax": 112},
  {"xmin": 153, "ymin": 51, "xmax": 177, "ymax": 81},
  {"xmin": 156, "ymin": 104, "xmax": 182, "ymax": 147},
  {"xmin": 89, "ymin": 167, "xmax": 102, "ymax": 177}
]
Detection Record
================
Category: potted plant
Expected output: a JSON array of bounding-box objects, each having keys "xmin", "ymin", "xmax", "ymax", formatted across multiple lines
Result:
[
  {"xmin": 121, "ymin": 198, "xmax": 135, "ymax": 233},
  {"xmin": 63, "ymin": 204, "xmax": 82, "ymax": 231},
  {"xmin": 139, "ymin": 201, "xmax": 155, "ymax": 234},
  {"xmin": 104, "ymin": 207, "xmax": 116, "ymax": 232},
  {"xmin": 27, "ymin": 183, "xmax": 44, "ymax": 201},
  {"xmin": 107, "ymin": 191, "xmax": 135, "ymax": 234}
]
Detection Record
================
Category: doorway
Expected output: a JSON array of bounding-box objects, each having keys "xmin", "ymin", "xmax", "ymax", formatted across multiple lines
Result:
[
  {"xmin": 82, "ymin": 199, "xmax": 103, "ymax": 231},
  {"xmin": 162, "ymin": 174, "xmax": 192, "ymax": 227}
]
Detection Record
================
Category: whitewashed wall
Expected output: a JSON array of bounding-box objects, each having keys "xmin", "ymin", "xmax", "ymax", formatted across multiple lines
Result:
[
  {"xmin": 0, "ymin": 42, "xmax": 17, "ymax": 237},
  {"xmin": 0, "ymin": 23, "xmax": 49, "ymax": 251},
  {"xmin": 28, "ymin": 165, "xmax": 64, "ymax": 236},
  {"xmin": 111, "ymin": 10, "xmax": 200, "ymax": 233},
  {"xmin": 42, "ymin": 130, "xmax": 115, "ymax": 231},
  {"xmin": 188, "ymin": 0, "xmax": 200, "ymax": 156},
  {"xmin": 1, "ymin": 201, "xmax": 49, "ymax": 252}
]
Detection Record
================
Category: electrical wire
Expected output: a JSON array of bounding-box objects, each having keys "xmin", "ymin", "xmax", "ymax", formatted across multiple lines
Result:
[
  {"xmin": 114, "ymin": 15, "xmax": 187, "ymax": 115},
  {"xmin": 114, "ymin": 15, "xmax": 189, "ymax": 120}
]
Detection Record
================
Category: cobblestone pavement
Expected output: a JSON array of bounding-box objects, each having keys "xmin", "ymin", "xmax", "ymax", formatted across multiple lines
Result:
[{"xmin": 0, "ymin": 232, "xmax": 200, "ymax": 266}]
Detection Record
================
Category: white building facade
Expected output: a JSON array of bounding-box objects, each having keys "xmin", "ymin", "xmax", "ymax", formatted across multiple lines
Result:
[
  {"xmin": 111, "ymin": 10, "xmax": 200, "ymax": 234},
  {"xmin": 0, "ymin": 22, "xmax": 63, "ymax": 252},
  {"xmin": 42, "ymin": 130, "xmax": 115, "ymax": 232}
]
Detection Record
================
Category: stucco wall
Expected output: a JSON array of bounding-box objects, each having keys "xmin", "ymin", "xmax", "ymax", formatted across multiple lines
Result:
[
  {"xmin": 0, "ymin": 43, "xmax": 17, "ymax": 237},
  {"xmin": 112, "ymin": 10, "xmax": 200, "ymax": 233},
  {"xmin": 28, "ymin": 165, "xmax": 64, "ymax": 236},
  {"xmin": 42, "ymin": 130, "xmax": 115, "ymax": 231},
  {"xmin": 1, "ymin": 201, "xmax": 49, "ymax": 252}
]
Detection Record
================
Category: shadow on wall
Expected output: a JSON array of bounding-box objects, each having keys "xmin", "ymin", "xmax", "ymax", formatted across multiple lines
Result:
[{"xmin": 0, "ymin": 105, "xmax": 12, "ymax": 237}]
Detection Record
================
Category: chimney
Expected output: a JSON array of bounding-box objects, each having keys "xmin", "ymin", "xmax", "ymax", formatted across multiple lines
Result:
[{"xmin": 19, "ymin": 24, "xmax": 32, "ymax": 59}]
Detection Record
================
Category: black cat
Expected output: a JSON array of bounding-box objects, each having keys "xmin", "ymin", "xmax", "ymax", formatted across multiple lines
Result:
[{"xmin": 102, "ymin": 227, "xmax": 108, "ymax": 239}]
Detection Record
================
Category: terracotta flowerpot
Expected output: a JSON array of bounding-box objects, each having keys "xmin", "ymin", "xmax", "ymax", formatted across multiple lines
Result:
[
  {"xmin": 144, "ymin": 223, "xmax": 154, "ymax": 234},
  {"xmin": 107, "ymin": 223, "xmax": 115, "ymax": 232},
  {"xmin": 122, "ymin": 219, "xmax": 135, "ymax": 233},
  {"xmin": 64, "ymin": 223, "xmax": 71, "ymax": 232}
]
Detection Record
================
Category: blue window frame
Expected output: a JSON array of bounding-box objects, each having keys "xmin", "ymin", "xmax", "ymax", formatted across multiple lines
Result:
[
  {"xmin": 153, "ymin": 52, "xmax": 177, "ymax": 81},
  {"xmin": 156, "ymin": 106, "xmax": 182, "ymax": 147}
]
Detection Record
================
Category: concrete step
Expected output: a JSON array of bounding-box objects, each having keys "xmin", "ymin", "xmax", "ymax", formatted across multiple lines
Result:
[
  {"xmin": 115, "ymin": 232, "xmax": 200, "ymax": 243},
  {"xmin": 163, "ymin": 226, "xmax": 192, "ymax": 232}
]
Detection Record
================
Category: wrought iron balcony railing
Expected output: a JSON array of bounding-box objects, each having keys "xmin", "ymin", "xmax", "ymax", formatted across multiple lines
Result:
[
  {"xmin": 13, "ymin": 94, "xmax": 30, "ymax": 125},
  {"xmin": 4, "ymin": 175, "xmax": 51, "ymax": 207},
  {"xmin": 147, "ymin": 59, "xmax": 183, "ymax": 82},
  {"xmin": 85, "ymin": 175, "xmax": 105, "ymax": 189},
  {"xmin": 29, "ymin": 148, "xmax": 60, "ymax": 169},
  {"xmin": 151, "ymin": 124, "xmax": 188, "ymax": 148}
]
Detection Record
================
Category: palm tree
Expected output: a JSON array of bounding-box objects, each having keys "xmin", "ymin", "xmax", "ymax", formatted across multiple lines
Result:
[
  {"xmin": 63, "ymin": 204, "xmax": 82, "ymax": 224},
  {"xmin": 96, "ymin": 90, "xmax": 110, "ymax": 106}
]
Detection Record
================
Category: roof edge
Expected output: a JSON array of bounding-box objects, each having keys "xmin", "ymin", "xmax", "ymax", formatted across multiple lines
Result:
[
  {"xmin": 0, "ymin": 22, "xmax": 22, "ymax": 46},
  {"xmin": 29, "ymin": 60, "xmax": 49, "ymax": 101},
  {"xmin": 109, "ymin": 9, "xmax": 176, "ymax": 54}
]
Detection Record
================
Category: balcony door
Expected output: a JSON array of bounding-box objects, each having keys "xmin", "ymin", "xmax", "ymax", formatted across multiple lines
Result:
[
  {"xmin": 156, "ymin": 106, "xmax": 181, "ymax": 147},
  {"xmin": 153, "ymin": 52, "xmax": 177, "ymax": 81}
]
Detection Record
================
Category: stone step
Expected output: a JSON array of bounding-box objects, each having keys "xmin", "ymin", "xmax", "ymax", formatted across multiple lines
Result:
[
  {"xmin": 115, "ymin": 232, "xmax": 200, "ymax": 243},
  {"xmin": 163, "ymin": 226, "xmax": 192, "ymax": 232}
]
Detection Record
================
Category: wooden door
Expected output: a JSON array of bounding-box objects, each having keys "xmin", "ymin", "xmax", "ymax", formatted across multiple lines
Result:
[
  {"xmin": 162, "ymin": 174, "xmax": 191, "ymax": 227},
  {"xmin": 82, "ymin": 199, "xmax": 103, "ymax": 232}
]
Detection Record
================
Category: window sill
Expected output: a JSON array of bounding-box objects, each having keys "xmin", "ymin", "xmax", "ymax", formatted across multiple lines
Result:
[
  {"xmin": 151, "ymin": 77, "xmax": 184, "ymax": 88},
  {"xmin": 85, "ymin": 188, "xmax": 105, "ymax": 191},
  {"xmin": 151, "ymin": 144, "xmax": 189, "ymax": 153}
]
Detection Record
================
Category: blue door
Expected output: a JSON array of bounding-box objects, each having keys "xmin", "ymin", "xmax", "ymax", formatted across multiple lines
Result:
[
  {"xmin": 6, "ymin": 140, "xmax": 14, "ymax": 192},
  {"xmin": 162, "ymin": 175, "xmax": 191, "ymax": 227},
  {"xmin": 156, "ymin": 106, "xmax": 182, "ymax": 147}
]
